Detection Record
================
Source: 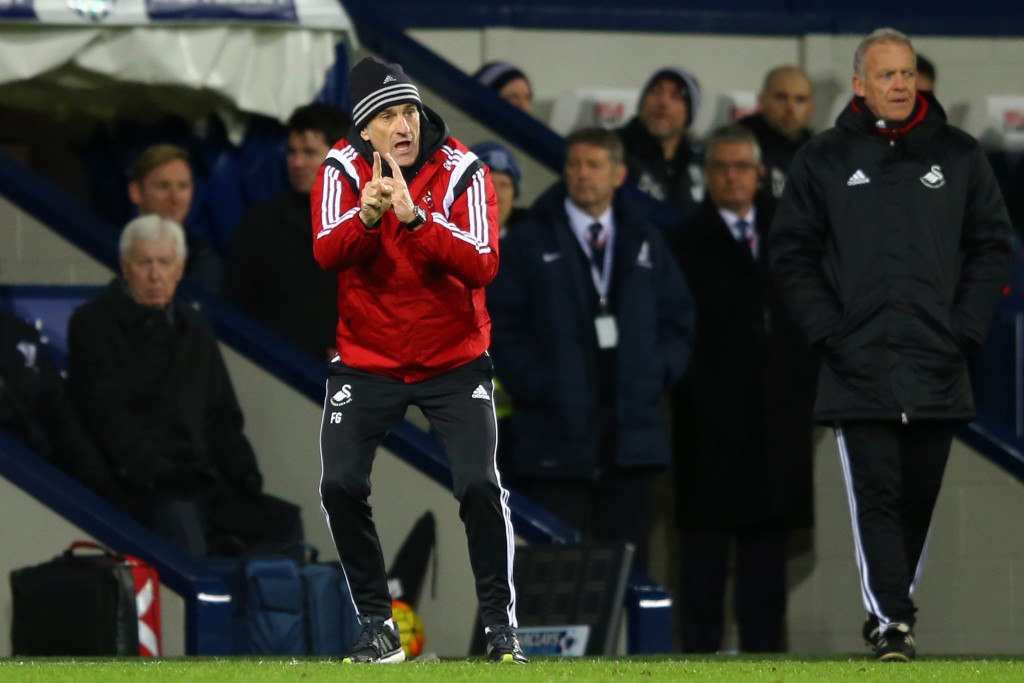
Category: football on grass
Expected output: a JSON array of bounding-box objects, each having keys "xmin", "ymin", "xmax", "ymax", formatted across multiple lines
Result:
[{"xmin": 391, "ymin": 599, "xmax": 425, "ymax": 658}]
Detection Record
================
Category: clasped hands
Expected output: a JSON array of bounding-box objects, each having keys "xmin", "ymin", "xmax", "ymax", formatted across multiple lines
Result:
[{"xmin": 359, "ymin": 151, "xmax": 415, "ymax": 227}]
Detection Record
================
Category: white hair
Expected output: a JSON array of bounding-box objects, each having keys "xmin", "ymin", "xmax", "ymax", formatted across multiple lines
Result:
[
  {"xmin": 119, "ymin": 214, "xmax": 187, "ymax": 259},
  {"xmin": 854, "ymin": 28, "xmax": 915, "ymax": 79}
]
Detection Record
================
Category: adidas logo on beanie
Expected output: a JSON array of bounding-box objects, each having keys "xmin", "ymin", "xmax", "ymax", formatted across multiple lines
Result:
[{"xmin": 349, "ymin": 56, "xmax": 422, "ymax": 131}]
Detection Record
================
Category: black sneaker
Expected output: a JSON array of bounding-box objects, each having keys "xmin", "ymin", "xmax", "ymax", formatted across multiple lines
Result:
[
  {"xmin": 875, "ymin": 622, "xmax": 916, "ymax": 662},
  {"xmin": 342, "ymin": 615, "xmax": 405, "ymax": 664},
  {"xmin": 862, "ymin": 616, "xmax": 881, "ymax": 649},
  {"xmin": 485, "ymin": 625, "xmax": 529, "ymax": 664}
]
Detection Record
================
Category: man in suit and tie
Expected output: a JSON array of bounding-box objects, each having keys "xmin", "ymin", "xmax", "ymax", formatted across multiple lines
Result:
[
  {"xmin": 487, "ymin": 127, "xmax": 695, "ymax": 571},
  {"xmin": 670, "ymin": 124, "xmax": 818, "ymax": 652}
]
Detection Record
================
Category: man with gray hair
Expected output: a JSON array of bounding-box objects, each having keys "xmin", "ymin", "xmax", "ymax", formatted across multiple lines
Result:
[
  {"xmin": 770, "ymin": 28, "xmax": 1013, "ymax": 661},
  {"xmin": 68, "ymin": 214, "xmax": 302, "ymax": 558},
  {"xmin": 671, "ymin": 124, "xmax": 816, "ymax": 653}
]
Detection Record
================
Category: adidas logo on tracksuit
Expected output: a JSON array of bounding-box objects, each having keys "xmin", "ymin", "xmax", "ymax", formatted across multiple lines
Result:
[
  {"xmin": 471, "ymin": 385, "xmax": 489, "ymax": 400},
  {"xmin": 847, "ymin": 169, "xmax": 871, "ymax": 186}
]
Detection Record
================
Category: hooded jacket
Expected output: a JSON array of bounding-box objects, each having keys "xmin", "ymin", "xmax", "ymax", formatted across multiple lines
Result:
[
  {"xmin": 311, "ymin": 107, "xmax": 498, "ymax": 382},
  {"xmin": 616, "ymin": 117, "xmax": 705, "ymax": 222},
  {"xmin": 769, "ymin": 92, "xmax": 1014, "ymax": 422}
]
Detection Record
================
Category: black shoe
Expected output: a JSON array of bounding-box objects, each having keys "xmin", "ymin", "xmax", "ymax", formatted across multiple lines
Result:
[
  {"xmin": 342, "ymin": 615, "xmax": 405, "ymax": 664},
  {"xmin": 862, "ymin": 616, "xmax": 881, "ymax": 649},
  {"xmin": 485, "ymin": 625, "xmax": 529, "ymax": 664},
  {"xmin": 875, "ymin": 622, "xmax": 916, "ymax": 662}
]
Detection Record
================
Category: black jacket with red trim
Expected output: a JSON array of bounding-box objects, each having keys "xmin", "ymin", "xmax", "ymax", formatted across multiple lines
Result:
[
  {"xmin": 311, "ymin": 107, "xmax": 498, "ymax": 382},
  {"xmin": 769, "ymin": 92, "xmax": 1014, "ymax": 423}
]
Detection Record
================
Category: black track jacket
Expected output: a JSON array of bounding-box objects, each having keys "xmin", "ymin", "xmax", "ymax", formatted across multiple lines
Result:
[{"xmin": 769, "ymin": 92, "xmax": 1013, "ymax": 423}]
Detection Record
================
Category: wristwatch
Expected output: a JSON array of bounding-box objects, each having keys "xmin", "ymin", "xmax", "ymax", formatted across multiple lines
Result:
[{"xmin": 404, "ymin": 205, "xmax": 427, "ymax": 230}]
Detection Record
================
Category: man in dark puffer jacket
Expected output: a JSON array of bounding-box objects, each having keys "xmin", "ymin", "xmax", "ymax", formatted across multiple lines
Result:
[{"xmin": 770, "ymin": 28, "xmax": 1013, "ymax": 662}]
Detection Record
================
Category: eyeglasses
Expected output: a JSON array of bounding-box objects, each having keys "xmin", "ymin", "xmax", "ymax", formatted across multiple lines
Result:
[{"xmin": 706, "ymin": 160, "xmax": 759, "ymax": 173}]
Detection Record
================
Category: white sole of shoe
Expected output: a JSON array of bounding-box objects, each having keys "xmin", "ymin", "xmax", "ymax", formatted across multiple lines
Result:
[{"xmin": 341, "ymin": 649, "xmax": 406, "ymax": 664}]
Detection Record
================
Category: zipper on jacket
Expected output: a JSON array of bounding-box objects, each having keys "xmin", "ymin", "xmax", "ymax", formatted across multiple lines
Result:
[{"xmin": 901, "ymin": 412, "xmax": 909, "ymax": 425}]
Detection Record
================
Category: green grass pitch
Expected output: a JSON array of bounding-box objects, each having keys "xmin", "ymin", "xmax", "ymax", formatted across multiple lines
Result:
[{"xmin": 2, "ymin": 656, "xmax": 1024, "ymax": 682}]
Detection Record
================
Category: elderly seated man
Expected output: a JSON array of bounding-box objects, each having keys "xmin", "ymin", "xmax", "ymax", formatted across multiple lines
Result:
[{"xmin": 67, "ymin": 214, "xmax": 302, "ymax": 556}]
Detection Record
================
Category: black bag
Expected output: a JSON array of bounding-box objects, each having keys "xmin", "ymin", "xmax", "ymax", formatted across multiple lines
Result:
[{"xmin": 10, "ymin": 541, "xmax": 160, "ymax": 656}]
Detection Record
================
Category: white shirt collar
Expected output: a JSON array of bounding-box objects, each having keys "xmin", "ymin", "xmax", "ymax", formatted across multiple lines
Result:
[
  {"xmin": 565, "ymin": 198, "xmax": 614, "ymax": 244},
  {"xmin": 717, "ymin": 206, "xmax": 757, "ymax": 241}
]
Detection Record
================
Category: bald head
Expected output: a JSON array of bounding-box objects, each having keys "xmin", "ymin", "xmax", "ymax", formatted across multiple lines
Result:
[{"xmin": 758, "ymin": 66, "xmax": 815, "ymax": 141}]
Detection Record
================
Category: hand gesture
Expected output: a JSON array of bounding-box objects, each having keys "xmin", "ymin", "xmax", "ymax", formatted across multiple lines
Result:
[
  {"xmin": 359, "ymin": 152, "xmax": 392, "ymax": 227},
  {"xmin": 382, "ymin": 152, "xmax": 415, "ymax": 223}
]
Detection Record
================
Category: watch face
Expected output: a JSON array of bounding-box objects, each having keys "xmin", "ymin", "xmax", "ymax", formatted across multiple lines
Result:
[{"xmin": 408, "ymin": 206, "xmax": 426, "ymax": 228}]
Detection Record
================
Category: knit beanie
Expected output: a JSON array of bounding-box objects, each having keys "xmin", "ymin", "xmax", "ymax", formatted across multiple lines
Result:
[
  {"xmin": 641, "ymin": 67, "xmax": 702, "ymax": 127},
  {"xmin": 473, "ymin": 61, "xmax": 530, "ymax": 93},
  {"xmin": 471, "ymin": 141, "xmax": 522, "ymax": 198},
  {"xmin": 349, "ymin": 56, "xmax": 422, "ymax": 131}
]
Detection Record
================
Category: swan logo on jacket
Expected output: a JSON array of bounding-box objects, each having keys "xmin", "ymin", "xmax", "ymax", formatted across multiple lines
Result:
[
  {"xmin": 636, "ymin": 240, "xmax": 653, "ymax": 268},
  {"xmin": 330, "ymin": 384, "xmax": 353, "ymax": 407},
  {"xmin": 920, "ymin": 165, "xmax": 946, "ymax": 189}
]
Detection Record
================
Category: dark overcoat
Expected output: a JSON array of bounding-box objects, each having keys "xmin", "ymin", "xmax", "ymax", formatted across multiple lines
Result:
[{"xmin": 671, "ymin": 198, "xmax": 817, "ymax": 530}]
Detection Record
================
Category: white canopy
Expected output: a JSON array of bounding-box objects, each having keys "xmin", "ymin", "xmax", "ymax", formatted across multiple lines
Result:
[{"xmin": 0, "ymin": 0, "xmax": 357, "ymax": 131}]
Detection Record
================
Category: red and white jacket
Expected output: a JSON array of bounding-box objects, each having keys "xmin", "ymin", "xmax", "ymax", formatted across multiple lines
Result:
[{"xmin": 311, "ymin": 114, "xmax": 499, "ymax": 382}]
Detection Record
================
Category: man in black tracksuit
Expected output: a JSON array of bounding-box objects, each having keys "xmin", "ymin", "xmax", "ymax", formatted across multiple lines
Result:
[{"xmin": 770, "ymin": 28, "xmax": 1013, "ymax": 662}]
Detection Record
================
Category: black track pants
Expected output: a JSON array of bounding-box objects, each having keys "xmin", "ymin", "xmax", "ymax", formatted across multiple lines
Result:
[
  {"xmin": 834, "ymin": 420, "xmax": 955, "ymax": 629},
  {"xmin": 318, "ymin": 354, "xmax": 517, "ymax": 628}
]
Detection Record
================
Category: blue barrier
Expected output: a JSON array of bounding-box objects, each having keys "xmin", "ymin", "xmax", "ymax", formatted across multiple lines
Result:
[{"xmin": 625, "ymin": 574, "xmax": 674, "ymax": 654}]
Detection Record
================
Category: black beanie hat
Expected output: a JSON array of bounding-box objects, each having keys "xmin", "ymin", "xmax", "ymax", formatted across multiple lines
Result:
[
  {"xmin": 473, "ymin": 61, "xmax": 530, "ymax": 94},
  {"xmin": 349, "ymin": 56, "xmax": 422, "ymax": 131}
]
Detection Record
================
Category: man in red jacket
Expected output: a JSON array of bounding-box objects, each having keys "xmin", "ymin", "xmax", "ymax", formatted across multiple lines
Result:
[{"xmin": 311, "ymin": 56, "xmax": 525, "ymax": 664}]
